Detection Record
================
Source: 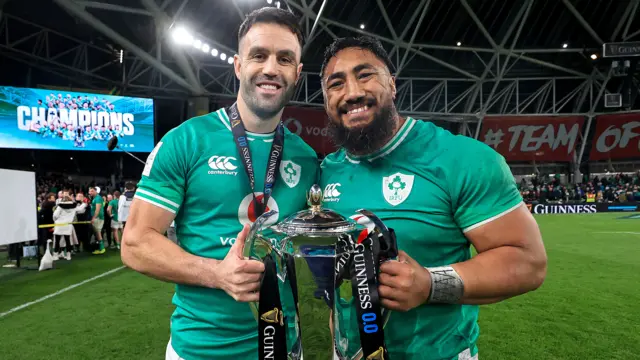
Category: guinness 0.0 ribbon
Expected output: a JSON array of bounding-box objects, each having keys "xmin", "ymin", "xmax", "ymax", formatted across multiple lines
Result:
[{"xmin": 349, "ymin": 233, "xmax": 389, "ymax": 360}]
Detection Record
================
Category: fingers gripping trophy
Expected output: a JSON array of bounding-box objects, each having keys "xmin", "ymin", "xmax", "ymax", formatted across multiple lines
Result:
[{"xmin": 243, "ymin": 184, "xmax": 398, "ymax": 360}]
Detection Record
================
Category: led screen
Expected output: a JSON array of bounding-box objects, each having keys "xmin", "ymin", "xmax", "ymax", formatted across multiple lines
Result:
[{"xmin": 0, "ymin": 86, "xmax": 154, "ymax": 152}]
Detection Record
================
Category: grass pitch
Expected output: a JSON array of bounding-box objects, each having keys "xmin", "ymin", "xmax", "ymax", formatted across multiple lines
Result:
[{"xmin": 1, "ymin": 213, "xmax": 639, "ymax": 359}]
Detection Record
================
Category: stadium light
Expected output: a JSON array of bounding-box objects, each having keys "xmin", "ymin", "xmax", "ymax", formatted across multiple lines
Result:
[
  {"xmin": 275, "ymin": 1, "xmax": 280, "ymax": 8},
  {"xmin": 202, "ymin": 44, "xmax": 210, "ymax": 53},
  {"xmin": 360, "ymin": 24, "xmax": 365, "ymax": 30},
  {"xmin": 590, "ymin": 53, "xmax": 598, "ymax": 60},
  {"xmin": 193, "ymin": 39, "xmax": 202, "ymax": 50},
  {"xmin": 456, "ymin": 42, "xmax": 462, "ymax": 46},
  {"xmin": 267, "ymin": 0, "xmax": 272, "ymax": 3},
  {"xmin": 220, "ymin": 53, "xmax": 227, "ymax": 61},
  {"xmin": 172, "ymin": 27, "xmax": 193, "ymax": 45},
  {"xmin": 227, "ymin": 56, "xmax": 234, "ymax": 65},
  {"xmin": 119, "ymin": 50, "xmax": 123, "ymax": 63},
  {"xmin": 563, "ymin": 43, "xmax": 568, "ymax": 48},
  {"xmin": 211, "ymin": 48, "xmax": 219, "ymax": 57}
]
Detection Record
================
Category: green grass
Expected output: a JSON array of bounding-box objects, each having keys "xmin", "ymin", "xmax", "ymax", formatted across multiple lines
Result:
[{"xmin": 1, "ymin": 213, "xmax": 639, "ymax": 359}]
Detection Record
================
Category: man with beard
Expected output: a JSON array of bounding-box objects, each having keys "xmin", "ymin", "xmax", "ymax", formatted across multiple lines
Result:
[
  {"xmin": 319, "ymin": 36, "xmax": 548, "ymax": 360},
  {"xmin": 121, "ymin": 7, "xmax": 319, "ymax": 360}
]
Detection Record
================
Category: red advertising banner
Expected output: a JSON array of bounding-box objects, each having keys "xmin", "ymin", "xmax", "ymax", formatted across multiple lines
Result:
[
  {"xmin": 215, "ymin": 99, "xmax": 337, "ymax": 155},
  {"xmin": 589, "ymin": 113, "xmax": 640, "ymax": 161},
  {"xmin": 479, "ymin": 116, "xmax": 585, "ymax": 162},
  {"xmin": 281, "ymin": 106, "xmax": 338, "ymax": 155}
]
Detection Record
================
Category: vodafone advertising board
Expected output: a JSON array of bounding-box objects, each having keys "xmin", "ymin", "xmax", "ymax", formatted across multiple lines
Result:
[
  {"xmin": 479, "ymin": 116, "xmax": 585, "ymax": 162},
  {"xmin": 589, "ymin": 113, "xmax": 640, "ymax": 161}
]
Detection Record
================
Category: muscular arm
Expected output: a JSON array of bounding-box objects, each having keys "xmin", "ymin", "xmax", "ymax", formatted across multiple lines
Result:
[
  {"xmin": 121, "ymin": 199, "xmax": 220, "ymax": 288},
  {"xmin": 451, "ymin": 203, "xmax": 547, "ymax": 304}
]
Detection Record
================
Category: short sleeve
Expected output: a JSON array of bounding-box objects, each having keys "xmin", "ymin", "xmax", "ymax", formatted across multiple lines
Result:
[
  {"xmin": 451, "ymin": 140, "xmax": 523, "ymax": 233},
  {"xmin": 135, "ymin": 129, "xmax": 187, "ymax": 214}
]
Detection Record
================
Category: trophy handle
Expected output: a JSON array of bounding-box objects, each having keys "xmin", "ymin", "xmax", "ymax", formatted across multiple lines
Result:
[{"xmin": 248, "ymin": 210, "xmax": 279, "ymax": 241}]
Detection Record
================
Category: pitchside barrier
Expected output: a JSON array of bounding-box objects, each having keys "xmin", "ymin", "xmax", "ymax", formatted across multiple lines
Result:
[{"xmin": 526, "ymin": 202, "xmax": 639, "ymax": 214}]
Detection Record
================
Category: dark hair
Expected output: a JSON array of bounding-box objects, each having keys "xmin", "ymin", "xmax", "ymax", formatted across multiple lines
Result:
[
  {"xmin": 320, "ymin": 36, "xmax": 396, "ymax": 80},
  {"xmin": 113, "ymin": 190, "xmax": 121, "ymax": 198},
  {"xmin": 125, "ymin": 181, "xmax": 136, "ymax": 191},
  {"xmin": 237, "ymin": 7, "xmax": 304, "ymax": 52}
]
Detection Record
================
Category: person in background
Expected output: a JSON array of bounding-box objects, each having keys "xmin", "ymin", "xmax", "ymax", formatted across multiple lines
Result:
[
  {"xmin": 118, "ymin": 181, "xmax": 136, "ymax": 229},
  {"xmin": 73, "ymin": 192, "xmax": 91, "ymax": 253},
  {"xmin": 38, "ymin": 193, "xmax": 56, "ymax": 252},
  {"xmin": 52, "ymin": 195, "xmax": 87, "ymax": 260},
  {"xmin": 103, "ymin": 194, "xmax": 113, "ymax": 248},
  {"xmin": 108, "ymin": 191, "xmax": 122, "ymax": 250},
  {"xmin": 89, "ymin": 187, "xmax": 106, "ymax": 255}
]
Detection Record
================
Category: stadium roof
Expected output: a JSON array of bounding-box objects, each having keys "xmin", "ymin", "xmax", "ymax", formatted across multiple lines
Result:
[{"xmin": 1, "ymin": 0, "xmax": 640, "ymax": 121}]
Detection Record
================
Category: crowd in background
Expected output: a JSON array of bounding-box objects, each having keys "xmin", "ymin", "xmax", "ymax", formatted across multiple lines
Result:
[
  {"xmin": 519, "ymin": 171, "xmax": 640, "ymax": 204},
  {"xmin": 34, "ymin": 174, "xmax": 136, "ymax": 261}
]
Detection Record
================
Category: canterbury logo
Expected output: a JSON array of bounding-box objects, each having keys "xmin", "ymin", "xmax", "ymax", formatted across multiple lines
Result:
[
  {"xmin": 260, "ymin": 308, "xmax": 284, "ymax": 326},
  {"xmin": 208, "ymin": 156, "xmax": 238, "ymax": 171},
  {"xmin": 324, "ymin": 183, "xmax": 341, "ymax": 198}
]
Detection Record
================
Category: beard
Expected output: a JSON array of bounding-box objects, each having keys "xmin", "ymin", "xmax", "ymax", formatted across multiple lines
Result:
[
  {"xmin": 240, "ymin": 74, "xmax": 295, "ymax": 120},
  {"xmin": 327, "ymin": 98, "xmax": 396, "ymax": 155}
]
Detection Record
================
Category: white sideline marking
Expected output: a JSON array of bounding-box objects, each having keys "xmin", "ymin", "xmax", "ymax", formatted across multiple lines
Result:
[
  {"xmin": 0, "ymin": 266, "xmax": 126, "ymax": 319},
  {"xmin": 594, "ymin": 231, "xmax": 640, "ymax": 235}
]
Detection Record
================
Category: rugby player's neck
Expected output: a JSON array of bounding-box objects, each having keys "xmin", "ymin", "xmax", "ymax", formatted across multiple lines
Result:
[{"xmin": 236, "ymin": 97, "xmax": 282, "ymax": 134}]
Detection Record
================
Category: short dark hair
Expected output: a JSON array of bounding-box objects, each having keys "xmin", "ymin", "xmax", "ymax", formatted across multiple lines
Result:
[
  {"xmin": 125, "ymin": 181, "xmax": 136, "ymax": 191},
  {"xmin": 320, "ymin": 36, "xmax": 396, "ymax": 80},
  {"xmin": 238, "ymin": 7, "xmax": 304, "ymax": 53}
]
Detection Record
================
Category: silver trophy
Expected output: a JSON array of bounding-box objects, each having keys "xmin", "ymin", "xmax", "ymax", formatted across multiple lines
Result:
[{"xmin": 244, "ymin": 184, "xmax": 397, "ymax": 360}]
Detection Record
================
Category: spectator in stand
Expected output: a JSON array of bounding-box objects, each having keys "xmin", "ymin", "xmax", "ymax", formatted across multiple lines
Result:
[{"xmin": 52, "ymin": 195, "xmax": 87, "ymax": 260}]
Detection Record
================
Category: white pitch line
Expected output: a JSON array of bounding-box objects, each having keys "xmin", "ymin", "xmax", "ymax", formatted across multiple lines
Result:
[
  {"xmin": 0, "ymin": 266, "xmax": 126, "ymax": 319},
  {"xmin": 594, "ymin": 232, "xmax": 640, "ymax": 235}
]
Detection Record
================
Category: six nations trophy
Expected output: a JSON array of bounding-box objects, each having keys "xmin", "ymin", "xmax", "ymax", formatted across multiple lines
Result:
[{"xmin": 243, "ymin": 184, "xmax": 398, "ymax": 360}]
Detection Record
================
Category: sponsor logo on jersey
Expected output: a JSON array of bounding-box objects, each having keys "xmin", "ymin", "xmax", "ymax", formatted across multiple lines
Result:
[
  {"xmin": 382, "ymin": 172, "xmax": 414, "ymax": 206},
  {"xmin": 323, "ymin": 183, "xmax": 342, "ymax": 202},
  {"xmin": 220, "ymin": 236, "xmax": 279, "ymax": 247},
  {"xmin": 238, "ymin": 192, "xmax": 280, "ymax": 226},
  {"xmin": 208, "ymin": 155, "xmax": 239, "ymax": 176},
  {"xmin": 279, "ymin": 160, "xmax": 301, "ymax": 188}
]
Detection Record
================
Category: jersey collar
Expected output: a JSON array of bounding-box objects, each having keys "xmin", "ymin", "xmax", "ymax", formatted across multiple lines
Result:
[
  {"xmin": 219, "ymin": 107, "xmax": 275, "ymax": 142},
  {"xmin": 345, "ymin": 117, "xmax": 416, "ymax": 163}
]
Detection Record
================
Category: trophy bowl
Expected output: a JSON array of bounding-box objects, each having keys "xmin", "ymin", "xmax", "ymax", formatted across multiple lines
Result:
[{"xmin": 244, "ymin": 185, "xmax": 397, "ymax": 360}]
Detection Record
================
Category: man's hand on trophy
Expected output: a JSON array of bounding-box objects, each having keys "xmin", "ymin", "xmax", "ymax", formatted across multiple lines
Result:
[
  {"xmin": 378, "ymin": 250, "xmax": 431, "ymax": 312},
  {"xmin": 214, "ymin": 224, "xmax": 265, "ymax": 302}
]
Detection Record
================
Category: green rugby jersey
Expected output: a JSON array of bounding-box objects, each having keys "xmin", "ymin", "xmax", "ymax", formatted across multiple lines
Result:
[
  {"xmin": 135, "ymin": 107, "xmax": 319, "ymax": 360},
  {"xmin": 108, "ymin": 199, "xmax": 118, "ymax": 222},
  {"xmin": 91, "ymin": 196, "xmax": 104, "ymax": 219},
  {"xmin": 320, "ymin": 117, "xmax": 523, "ymax": 360}
]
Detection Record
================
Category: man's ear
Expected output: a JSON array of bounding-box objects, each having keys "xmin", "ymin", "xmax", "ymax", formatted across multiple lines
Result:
[
  {"xmin": 233, "ymin": 54, "xmax": 241, "ymax": 81},
  {"xmin": 390, "ymin": 75, "xmax": 397, "ymax": 100},
  {"xmin": 295, "ymin": 62, "xmax": 303, "ymax": 86}
]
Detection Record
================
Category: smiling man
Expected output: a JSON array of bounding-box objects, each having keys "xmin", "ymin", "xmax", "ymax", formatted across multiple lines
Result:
[
  {"xmin": 120, "ymin": 7, "xmax": 319, "ymax": 360},
  {"xmin": 319, "ymin": 36, "xmax": 548, "ymax": 360}
]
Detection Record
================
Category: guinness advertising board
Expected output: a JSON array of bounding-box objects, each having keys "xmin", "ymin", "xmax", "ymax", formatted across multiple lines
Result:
[
  {"xmin": 603, "ymin": 42, "xmax": 640, "ymax": 58},
  {"xmin": 527, "ymin": 203, "xmax": 639, "ymax": 214}
]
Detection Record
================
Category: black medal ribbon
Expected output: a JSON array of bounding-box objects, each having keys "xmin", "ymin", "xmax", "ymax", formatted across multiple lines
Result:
[
  {"xmin": 227, "ymin": 102, "xmax": 284, "ymax": 217},
  {"xmin": 258, "ymin": 254, "xmax": 287, "ymax": 360},
  {"xmin": 226, "ymin": 103, "xmax": 295, "ymax": 359}
]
